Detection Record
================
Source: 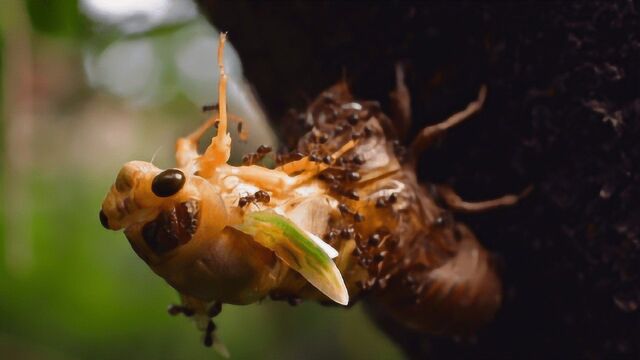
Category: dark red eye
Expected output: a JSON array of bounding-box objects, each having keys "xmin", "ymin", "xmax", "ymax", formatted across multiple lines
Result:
[{"xmin": 151, "ymin": 169, "xmax": 185, "ymax": 197}]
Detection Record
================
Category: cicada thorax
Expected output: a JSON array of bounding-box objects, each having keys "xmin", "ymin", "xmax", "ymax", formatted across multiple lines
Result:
[{"xmin": 282, "ymin": 82, "xmax": 502, "ymax": 335}]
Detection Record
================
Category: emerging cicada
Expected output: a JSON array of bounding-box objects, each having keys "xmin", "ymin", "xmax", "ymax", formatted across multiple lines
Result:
[{"xmin": 99, "ymin": 34, "xmax": 528, "ymax": 351}]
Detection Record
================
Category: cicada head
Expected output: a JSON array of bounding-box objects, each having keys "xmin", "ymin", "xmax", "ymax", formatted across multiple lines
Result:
[
  {"xmin": 99, "ymin": 161, "xmax": 228, "ymax": 266},
  {"xmin": 101, "ymin": 161, "xmax": 279, "ymax": 303}
]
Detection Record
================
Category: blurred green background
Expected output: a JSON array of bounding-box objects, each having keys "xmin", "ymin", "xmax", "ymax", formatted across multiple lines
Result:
[{"xmin": 0, "ymin": 0, "xmax": 402, "ymax": 359}]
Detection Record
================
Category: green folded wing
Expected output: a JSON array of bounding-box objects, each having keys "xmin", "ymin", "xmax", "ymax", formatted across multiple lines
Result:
[{"xmin": 232, "ymin": 210, "xmax": 349, "ymax": 305}]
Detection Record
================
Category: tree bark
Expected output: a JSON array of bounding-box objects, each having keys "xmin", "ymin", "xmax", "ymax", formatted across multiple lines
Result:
[{"xmin": 196, "ymin": 1, "xmax": 640, "ymax": 358}]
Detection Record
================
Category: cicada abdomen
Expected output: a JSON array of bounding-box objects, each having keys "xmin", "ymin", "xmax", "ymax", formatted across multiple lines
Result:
[{"xmin": 283, "ymin": 81, "xmax": 505, "ymax": 335}]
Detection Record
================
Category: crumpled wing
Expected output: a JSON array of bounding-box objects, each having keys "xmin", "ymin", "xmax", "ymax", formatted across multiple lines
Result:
[{"xmin": 232, "ymin": 210, "xmax": 349, "ymax": 305}]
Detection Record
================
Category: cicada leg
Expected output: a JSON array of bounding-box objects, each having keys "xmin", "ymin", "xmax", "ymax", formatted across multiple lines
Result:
[
  {"xmin": 436, "ymin": 184, "xmax": 533, "ymax": 213},
  {"xmin": 410, "ymin": 85, "xmax": 487, "ymax": 159},
  {"xmin": 278, "ymin": 140, "xmax": 356, "ymax": 182},
  {"xmin": 389, "ymin": 63, "xmax": 411, "ymax": 139},
  {"xmin": 175, "ymin": 116, "xmax": 218, "ymax": 169},
  {"xmin": 197, "ymin": 33, "xmax": 232, "ymax": 177},
  {"xmin": 176, "ymin": 113, "xmax": 248, "ymax": 170},
  {"xmin": 220, "ymin": 140, "xmax": 357, "ymax": 197}
]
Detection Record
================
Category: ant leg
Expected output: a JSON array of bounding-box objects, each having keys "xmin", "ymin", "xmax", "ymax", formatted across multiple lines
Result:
[
  {"xmin": 410, "ymin": 85, "xmax": 487, "ymax": 159},
  {"xmin": 437, "ymin": 184, "xmax": 532, "ymax": 213},
  {"xmin": 199, "ymin": 33, "xmax": 232, "ymax": 177},
  {"xmin": 167, "ymin": 303, "xmax": 196, "ymax": 317},
  {"xmin": 389, "ymin": 63, "xmax": 411, "ymax": 139}
]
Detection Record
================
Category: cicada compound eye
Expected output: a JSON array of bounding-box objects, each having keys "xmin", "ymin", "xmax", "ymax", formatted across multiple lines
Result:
[{"xmin": 152, "ymin": 169, "xmax": 186, "ymax": 197}]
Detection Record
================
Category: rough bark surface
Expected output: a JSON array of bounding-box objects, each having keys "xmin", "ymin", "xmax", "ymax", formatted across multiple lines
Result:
[{"xmin": 197, "ymin": 1, "xmax": 640, "ymax": 358}]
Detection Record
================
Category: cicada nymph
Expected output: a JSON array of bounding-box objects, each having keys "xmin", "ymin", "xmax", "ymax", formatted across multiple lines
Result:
[{"xmin": 99, "ymin": 34, "xmax": 528, "ymax": 352}]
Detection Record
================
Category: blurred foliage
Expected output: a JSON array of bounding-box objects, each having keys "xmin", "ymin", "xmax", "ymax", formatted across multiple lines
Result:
[
  {"xmin": 0, "ymin": 30, "xmax": 4, "ymax": 152},
  {"xmin": 0, "ymin": 1, "xmax": 403, "ymax": 359},
  {"xmin": 25, "ymin": 0, "xmax": 86, "ymax": 39}
]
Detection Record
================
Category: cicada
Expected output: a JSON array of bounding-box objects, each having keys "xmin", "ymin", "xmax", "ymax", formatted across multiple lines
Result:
[{"xmin": 99, "ymin": 34, "xmax": 528, "ymax": 351}]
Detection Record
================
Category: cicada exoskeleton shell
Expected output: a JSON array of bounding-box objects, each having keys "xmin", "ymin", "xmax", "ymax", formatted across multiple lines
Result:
[{"xmin": 284, "ymin": 81, "xmax": 503, "ymax": 335}]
